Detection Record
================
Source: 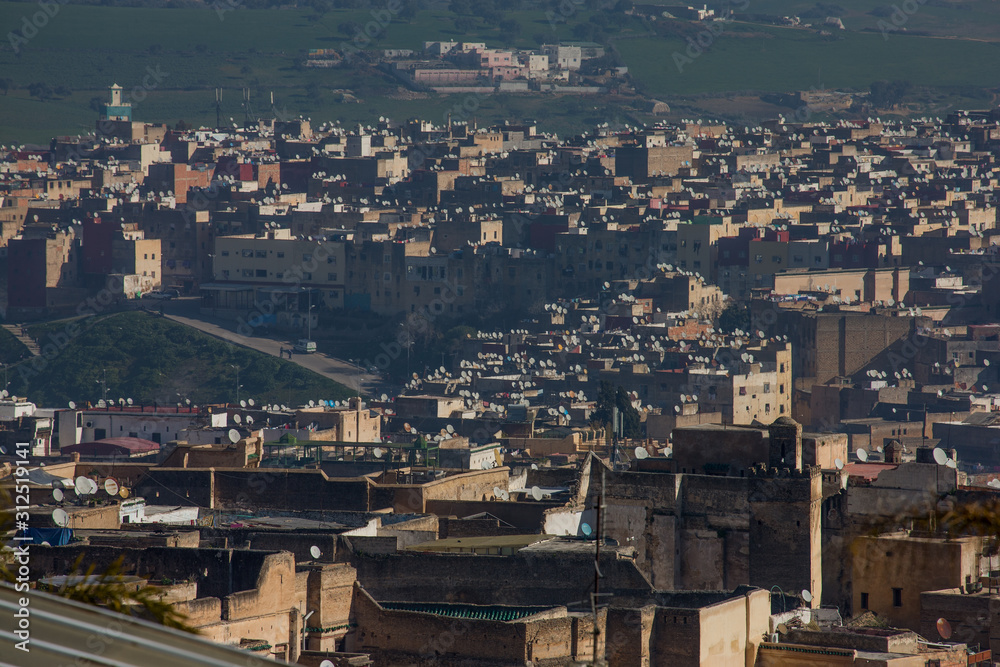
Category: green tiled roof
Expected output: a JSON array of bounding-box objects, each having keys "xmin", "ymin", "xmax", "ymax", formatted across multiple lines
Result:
[{"xmin": 381, "ymin": 602, "xmax": 546, "ymax": 622}]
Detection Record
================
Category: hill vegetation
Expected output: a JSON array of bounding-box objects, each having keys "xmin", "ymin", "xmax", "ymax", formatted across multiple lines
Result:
[{"xmin": 2, "ymin": 312, "xmax": 357, "ymax": 408}]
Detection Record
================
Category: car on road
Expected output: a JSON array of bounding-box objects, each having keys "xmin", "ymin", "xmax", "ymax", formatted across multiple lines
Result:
[
  {"xmin": 143, "ymin": 289, "xmax": 180, "ymax": 300},
  {"xmin": 294, "ymin": 339, "xmax": 317, "ymax": 354}
]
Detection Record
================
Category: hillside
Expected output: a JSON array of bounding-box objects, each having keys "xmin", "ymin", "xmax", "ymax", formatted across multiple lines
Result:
[{"xmin": 3, "ymin": 312, "xmax": 358, "ymax": 408}]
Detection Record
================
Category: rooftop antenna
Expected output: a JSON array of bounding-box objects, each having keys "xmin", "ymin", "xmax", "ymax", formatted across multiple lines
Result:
[{"xmin": 215, "ymin": 88, "xmax": 222, "ymax": 130}]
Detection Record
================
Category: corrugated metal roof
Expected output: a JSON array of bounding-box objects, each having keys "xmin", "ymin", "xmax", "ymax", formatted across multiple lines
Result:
[
  {"xmin": 0, "ymin": 584, "xmax": 274, "ymax": 666},
  {"xmin": 380, "ymin": 601, "xmax": 551, "ymax": 622}
]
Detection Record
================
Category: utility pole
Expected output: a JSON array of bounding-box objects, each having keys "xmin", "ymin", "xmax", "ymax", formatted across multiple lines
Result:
[
  {"xmin": 231, "ymin": 364, "xmax": 241, "ymax": 405},
  {"xmin": 96, "ymin": 368, "xmax": 109, "ymax": 404},
  {"xmin": 591, "ymin": 466, "xmax": 606, "ymax": 666},
  {"xmin": 306, "ymin": 289, "xmax": 313, "ymax": 340}
]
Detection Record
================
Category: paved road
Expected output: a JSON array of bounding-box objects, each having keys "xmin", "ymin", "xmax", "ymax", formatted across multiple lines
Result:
[{"xmin": 159, "ymin": 298, "xmax": 383, "ymax": 396}]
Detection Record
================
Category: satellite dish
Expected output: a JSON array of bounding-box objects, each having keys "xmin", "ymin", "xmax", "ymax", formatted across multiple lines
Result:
[
  {"xmin": 228, "ymin": 429, "xmax": 240, "ymax": 443},
  {"xmin": 857, "ymin": 448, "xmax": 869, "ymax": 463},
  {"xmin": 240, "ymin": 400, "xmax": 247, "ymax": 408},
  {"xmin": 248, "ymin": 398, "xmax": 255, "ymax": 407},
  {"xmin": 801, "ymin": 589, "xmax": 813, "ymax": 603},
  {"xmin": 68, "ymin": 401, "xmax": 76, "ymax": 410},
  {"xmin": 933, "ymin": 448, "xmax": 948, "ymax": 465},
  {"xmin": 310, "ymin": 545, "xmax": 322, "ymax": 559},
  {"xmin": 937, "ymin": 618, "xmax": 952, "ymax": 640},
  {"xmin": 52, "ymin": 508, "xmax": 69, "ymax": 528},
  {"xmin": 531, "ymin": 463, "xmax": 539, "ymax": 470},
  {"xmin": 53, "ymin": 488, "xmax": 64, "ymax": 502},
  {"xmin": 74, "ymin": 476, "xmax": 90, "ymax": 496},
  {"xmin": 119, "ymin": 487, "xmax": 130, "ymax": 499},
  {"xmin": 104, "ymin": 478, "xmax": 119, "ymax": 496},
  {"xmin": 581, "ymin": 523, "xmax": 593, "ymax": 537},
  {"xmin": 233, "ymin": 414, "xmax": 242, "ymax": 424},
  {"xmin": 834, "ymin": 458, "xmax": 844, "ymax": 470},
  {"xmin": 373, "ymin": 447, "xmax": 384, "ymax": 458},
  {"xmin": 530, "ymin": 486, "xmax": 543, "ymax": 501},
  {"xmin": 493, "ymin": 486, "xmax": 503, "ymax": 498},
  {"xmin": 946, "ymin": 459, "xmax": 957, "ymax": 469},
  {"xmin": 246, "ymin": 416, "xmax": 254, "ymax": 425},
  {"xmin": 635, "ymin": 446, "xmax": 649, "ymax": 460},
  {"xmin": 320, "ymin": 661, "xmax": 335, "ymax": 667}
]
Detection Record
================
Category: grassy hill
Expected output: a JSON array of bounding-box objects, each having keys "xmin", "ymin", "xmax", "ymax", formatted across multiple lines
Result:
[
  {"xmin": 1, "ymin": 0, "xmax": 999, "ymax": 142},
  {"xmin": 3, "ymin": 311, "xmax": 357, "ymax": 408}
]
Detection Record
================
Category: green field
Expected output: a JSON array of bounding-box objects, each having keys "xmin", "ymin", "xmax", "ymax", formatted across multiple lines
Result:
[
  {"xmin": 1, "ymin": 0, "xmax": 999, "ymax": 143},
  {"xmin": 5, "ymin": 311, "xmax": 356, "ymax": 408},
  {"xmin": 618, "ymin": 24, "xmax": 1000, "ymax": 97}
]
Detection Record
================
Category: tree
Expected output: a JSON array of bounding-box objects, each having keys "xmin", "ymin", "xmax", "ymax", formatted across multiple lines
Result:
[
  {"xmin": 498, "ymin": 19, "xmax": 521, "ymax": 45},
  {"xmin": 592, "ymin": 381, "xmax": 641, "ymax": 439},
  {"xmin": 717, "ymin": 301, "xmax": 750, "ymax": 333},
  {"xmin": 454, "ymin": 16, "xmax": 477, "ymax": 32},
  {"xmin": 27, "ymin": 82, "xmax": 53, "ymax": 101},
  {"xmin": 869, "ymin": 79, "xmax": 912, "ymax": 109}
]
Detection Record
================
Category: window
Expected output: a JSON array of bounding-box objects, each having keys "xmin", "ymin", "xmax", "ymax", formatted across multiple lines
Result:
[
  {"xmin": 328, "ymin": 273, "xmax": 337, "ymax": 281},
  {"xmin": 255, "ymin": 250, "xmax": 266, "ymax": 258},
  {"xmin": 327, "ymin": 257, "xmax": 336, "ymax": 264},
  {"xmin": 242, "ymin": 249, "xmax": 253, "ymax": 257},
  {"xmin": 861, "ymin": 593, "xmax": 869, "ymax": 609},
  {"xmin": 242, "ymin": 269, "xmax": 253, "ymax": 277},
  {"xmin": 277, "ymin": 252, "xmax": 285, "ymax": 258},
  {"xmin": 255, "ymin": 269, "xmax": 267, "ymax": 278},
  {"xmin": 892, "ymin": 588, "xmax": 902, "ymax": 607},
  {"xmin": 739, "ymin": 387, "xmax": 747, "ymax": 396},
  {"xmin": 221, "ymin": 250, "xmax": 229, "ymax": 257},
  {"xmin": 302, "ymin": 254, "xmax": 312, "ymax": 261}
]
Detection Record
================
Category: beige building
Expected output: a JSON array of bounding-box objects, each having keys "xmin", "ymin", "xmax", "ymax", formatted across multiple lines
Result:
[
  {"xmin": 212, "ymin": 229, "xmax": 348, "ymax": 310},
  {"xmin": 852, "ymin": 532, "xmax": 986, "ymax": 632}
]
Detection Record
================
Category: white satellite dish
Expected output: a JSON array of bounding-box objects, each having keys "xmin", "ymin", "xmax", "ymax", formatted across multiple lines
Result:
[
  {"xmin": 530, "ymin": 486, "xmax": 543, "ymax": 501},
  {"xmin": 635, "ymin": 446, "xmax": 649, "ymax": 460},
  {"xmin": 946, "ymin": 459, "xmax": 957, "ymax": 469},
  {"xmin": 52, "ymin": 508, "xmax": 69, "ymax": 528},
  {"xmin": 53, "ymin": 488, "xmax": 64, "ymax": 502},
  {"xmin": 233, "ymin": 414, "xmax": 242, "ymax": 424},
  {"xmin": 68, "ymin": 401, "xmax": 76, "ymax": 410},
  {"xmin": 74, "ymin": 476, "xmax": 90, "ymax": 496},
  {"xmin": 228, "ymin": 429, "xmax": 240, "ymax": 444},
  {"xmin": 857, "ymin": 448, "xmax": 869, "ymax": 463},
  {"xmin": 104, "ymin": 479, "xmax": 119, "ymax": 496},
  {"xmin": 320, "ymin": 661, "xmax": 335, "ymax": 667},
  {"xmin": 493, "ymin": 486, "xmax": 503, "ymax": 498},
  {"xmin": 801, "ymin": 589, "xmax": 813, "ymax": 603},
  {"xmin": 248, "ymin": 398, "xmax": 255, "ymax": 407},
  {"xmin": 373, "ymin": 447, "xmax": 384, "ymax": 459},
  {"xmin": 834, "ymin": 458, "xmax": 844, "ymax": 470},
  {"xmin": 310, "ymin": 545, "xmax": 322, "ymax": 559},
  {"xmin": 933, "ymin": 448, "xmax": 948, "ymax": 465},
  {"xmin": 531, "ymin": 463, "xmax": 539, "ymax": 470},
  {"xmin": 240, "ymin": 400, "xmax": 247, "ymax": 408}
]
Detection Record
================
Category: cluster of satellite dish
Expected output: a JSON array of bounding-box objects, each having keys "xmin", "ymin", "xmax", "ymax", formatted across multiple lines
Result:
[{"xmin": 51, "ymin": 476, "xmax": 126, "ymax": 527}]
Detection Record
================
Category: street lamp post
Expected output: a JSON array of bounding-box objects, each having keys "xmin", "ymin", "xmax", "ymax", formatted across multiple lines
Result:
[{"xmin": 230, "ymin": 364, "xmax": 241, "ymax": 405}]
